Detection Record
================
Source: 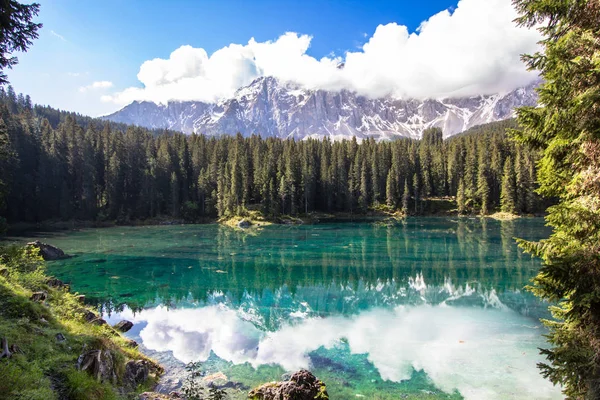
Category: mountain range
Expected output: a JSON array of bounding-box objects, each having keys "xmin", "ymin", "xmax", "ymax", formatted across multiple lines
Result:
[{"xmin": 104, "ymin": 76, "xmax": 538, "ymax": 140}]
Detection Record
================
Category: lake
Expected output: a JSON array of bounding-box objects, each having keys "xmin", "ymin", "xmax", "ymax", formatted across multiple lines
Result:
[{"xmin": 38, "ymin": 217, "xmax": 561, "ymax": 399}]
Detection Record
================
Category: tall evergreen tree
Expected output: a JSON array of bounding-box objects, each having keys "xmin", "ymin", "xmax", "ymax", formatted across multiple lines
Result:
[
  {"xmin": 0, "ymin": 117, "xmax": 13, "ymax": 221},
  {"xmin": 457, "ymin": 178, "xmax": 466, "ymax": 215},
  {"xmin": 513, "ymin": 0, "xmax": 600, "ymax": 396},
  {"xmin": 500, "ymin": 157, "xmax": 516, "ymax": 214},
  {"xmin": 477, "ymin": 166, "xmax": 490, "ymax": 215},
  {"xmin": 0, "ymin": 86, "xmax": 543, "ymax": 225},
  {"xmin": 385, "ymin": 170, "xmax": 396, "ymax": 208},
  {"xmin": 402, "ymin": 178, "xmax": 410, "ymax": 215},
  {"xmin": 0, "ymin": 1, "xmax": 42, "ymax": 84},
  {"xmin": 412, "ymin": 173, "xmax": 419, "ymax": 215}
]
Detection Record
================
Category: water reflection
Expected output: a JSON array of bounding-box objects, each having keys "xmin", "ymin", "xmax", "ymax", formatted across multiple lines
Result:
[
  {"xmin": 107, "ymin": 297, "xmax": 558, "ymax": 399},
  {"xmin": 46, "ymin": 218, "xmax": 548, "ymax": 316},
  {"xmin": 41, "ymin": 218, "xmax": 560, "ymax": 399}
]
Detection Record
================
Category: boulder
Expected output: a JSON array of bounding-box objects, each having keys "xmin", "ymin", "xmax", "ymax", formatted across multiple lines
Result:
[
  {"xmin": 237, "ymin": 219, "xmax": 251, "ymax": 229},
  {"xmin": 113, "ymin": 320, "xmax": 134, "ymax": 333},
  {"xmin": 0, "ymin": 267, "xmax": 9, "ymax": 278},
  {"xmin": 124, "ymin": 360, "xmax": 150, "ymax": 389},
  {"xmin": 46, "ymin": 278, "xmax": 65, "ymax": 288},
  {"xmin": 80, "ymin": 309, "xmax": 97, "ymax": 322},
  {"xmin": 77, "ymin": 349, "xmax": 117, "ymax": 384},
  {"xmin": 90, "ymin": 317, "xmax": 108, "ymax": 326},
  {"xmin": 125, "ymin": 360, "xmax": 150, "ymax": 389},
  {"xmin": 126, "ymin": 339, "xmax": 139, "ymax": 348},
  {"xmin": 9, "ymin": 343, "xmax": 23, "ymax": 355},
  {"xmin": 55, "ymin": 333, "xmax": 66, "ymax": 342},
  {"xmin": 30, "ymin": 291, "xmax": 47, "ymax": 302},
  {"xmin": 75, "ymin": 294, "xmax": 86, "ymax": 303},
  {"xmin": 249, "ymin": 370, "xmax": 328, "ymax": 400},
  {"xmin": 26, "ymin": 240, "xmax": 68, "ymax": 260}
]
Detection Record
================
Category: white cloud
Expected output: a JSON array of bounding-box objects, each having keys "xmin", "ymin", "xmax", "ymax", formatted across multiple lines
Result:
[
  {"xmin": 104, "ymin": 0, "xmax": 541, "ymax": 106},
  {"xmin": 79, "ymin": 80, "xmax": 114, "ymax": 93},
  {"xmin": 50, "ymin": 30, "xmax": 67, "ymax": 42},
  {"xmin": 68, "ymin": 72, "xmax": 89, "ymax": 77}
]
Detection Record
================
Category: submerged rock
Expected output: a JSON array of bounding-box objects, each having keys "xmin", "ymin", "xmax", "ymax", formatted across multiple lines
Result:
[
  {"xmin": 248, "ymin": 370, "xmax": 328, "ymax": 400},
  {"xmin": 26, "ymin": 240, "xmax": 68, "ymax": 260},
  {"xmin": 114, "ymin": 320, "xmax": 134, "ymax": 332}
]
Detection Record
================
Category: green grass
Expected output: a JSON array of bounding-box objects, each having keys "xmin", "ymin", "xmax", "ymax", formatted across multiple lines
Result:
[{"xmin": 0, "ymin": 245, "xmax": 161, "ymax": 400}]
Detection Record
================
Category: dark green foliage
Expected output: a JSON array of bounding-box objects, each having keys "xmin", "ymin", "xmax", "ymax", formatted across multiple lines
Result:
[
  {"xmin": 401, "ymin": 179, "xmax": 410, "ymax": 214},
  {"xmin": 512, "ymin": 0, "xmax": 600, "ymax": 397},
  {"xmin": 456, "ymin": 179, "xmax": 466, "ymax": 215},
  {"xmin": 0, "ymin": 1, "xmax": 42, "ymax": 84},
  {"xmin": 0, "ymin": 91, "xmax": 543, "ymax": 223},
  {"xmin": 500, "ymin": 157, "xmax": 516, "ymax": 214}
]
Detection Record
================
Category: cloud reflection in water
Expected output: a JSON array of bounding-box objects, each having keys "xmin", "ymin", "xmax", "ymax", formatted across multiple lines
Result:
[{"xmin": 116, "ymin": 303, "xmax": 559, "ymax": 400}]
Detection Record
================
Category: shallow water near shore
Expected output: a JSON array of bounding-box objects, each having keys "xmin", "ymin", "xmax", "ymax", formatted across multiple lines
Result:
[{"xmin": 36, "ymin": 218, "xmax": 561, "ymax": 399}]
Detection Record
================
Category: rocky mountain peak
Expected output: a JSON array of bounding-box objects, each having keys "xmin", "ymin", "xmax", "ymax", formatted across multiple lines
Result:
[{"xmin": 104, "ymin": 77, "xmax": 538, "ymax": 140}]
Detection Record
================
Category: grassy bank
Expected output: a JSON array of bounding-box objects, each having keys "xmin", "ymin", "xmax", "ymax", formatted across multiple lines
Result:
[{"xmin": 0, "ymin": 245, "xmax": 161, "ymax": 400}]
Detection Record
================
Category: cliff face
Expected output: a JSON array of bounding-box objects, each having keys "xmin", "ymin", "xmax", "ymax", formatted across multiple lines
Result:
[{"xmin": 104, "ymin": 77, "xmax": 539, "ymax": 140}]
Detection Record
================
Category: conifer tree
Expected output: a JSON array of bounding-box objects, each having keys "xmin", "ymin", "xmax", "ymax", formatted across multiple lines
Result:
[
  {"xmin": 457, "ymin": 178, "xmax": 466, "ymax": 215},
  {"xmin": 0, "ymin": 86, "xmax": 544, "ymax": 224},
  {"xmin": 513, "ymin": 0, "xmax": 600, "ymax": 396},
  {"xmin": 170, "ymin": 171, "xmax": 179, "ymax": 217},
  {"xmin": 370, "ymin": 154, "xmax": 380, "ymax": 206},
  {"xmin": 412, "ymin": 173, "xmax": 419, "ymax": 215},
  {"xmin": 402, "ymin": 178, "xmax": 410, "ymax": 215},
  {"xmin": 358, "ymin": 160, "xmax": 369, "ymax": 212},
  {"xmin": 477, "ymin": 166, "xmax": 490, "ymax": 215},
  {"xmin": 0, "ymin": 118, "xmax": 13, "ymax": 212},
  {"xmin": 500, "ymin": 157, "xmax": 516, "ymax": 214},
  {"xmin": 385, "ymin": 170, "xmax": 396, "ymax": 208},
  {"xmin": 0, "ymin": 1, "xmax": 42, "ymax": 84}
]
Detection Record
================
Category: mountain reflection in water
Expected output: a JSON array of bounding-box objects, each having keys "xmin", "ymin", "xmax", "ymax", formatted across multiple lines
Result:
[{"xmin": 42, "ymin": 218, "xmax": 561, "ymax": 399}]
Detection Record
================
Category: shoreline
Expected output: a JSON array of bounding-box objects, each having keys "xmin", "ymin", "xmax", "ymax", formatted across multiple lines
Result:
[{"xmin": 3, "ymin": 210, "xmax": 537, "ymax": 236}]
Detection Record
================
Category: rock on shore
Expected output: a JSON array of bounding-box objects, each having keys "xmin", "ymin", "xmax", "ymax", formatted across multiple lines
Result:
[
  {"xmin": 26, "ymin": 240, "xmax": 69, "ymax": 260},
  {"xmin": 249, "ymin": 370, "xmax": 328, "ymax": 400}
]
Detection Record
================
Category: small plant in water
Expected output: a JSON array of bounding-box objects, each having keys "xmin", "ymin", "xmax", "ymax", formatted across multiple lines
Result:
[
  {"xmin": 181, "ymin": 361, "xmax": 205, "ymax": 400},
  {"xmin": 181, "ymin": 361, "xmax": 228, "ymax": 400},
  {"xmin": 207, "ymin": 385, "xmax": 227, "ymax": 400}
]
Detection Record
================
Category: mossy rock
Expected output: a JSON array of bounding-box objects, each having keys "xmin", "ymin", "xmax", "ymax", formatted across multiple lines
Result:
[{"xmin": 249, "ymin": 370, "xmax": 329, "ymax": 400}]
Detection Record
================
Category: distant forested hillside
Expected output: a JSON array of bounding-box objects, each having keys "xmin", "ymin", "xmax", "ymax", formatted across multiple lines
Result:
[{"xmin": 0, "ymin": 88, "xmax": 545, "ymax": 225}]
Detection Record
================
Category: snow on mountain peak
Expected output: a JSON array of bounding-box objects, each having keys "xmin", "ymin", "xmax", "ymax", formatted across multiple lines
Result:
[{"xmin": 104, "ymin": 77, "xmax": 538, "ymax": 140}]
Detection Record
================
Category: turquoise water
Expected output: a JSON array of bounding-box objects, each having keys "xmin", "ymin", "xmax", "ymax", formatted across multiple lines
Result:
[{"xmin": 38, "ymin": 218, "xmax": 560, "ymax": 399}]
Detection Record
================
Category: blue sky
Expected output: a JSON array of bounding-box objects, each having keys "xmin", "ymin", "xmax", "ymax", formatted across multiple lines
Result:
[{"xmin": 6, "ymin": 0, "xmax": 539, "ymax": 116}]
